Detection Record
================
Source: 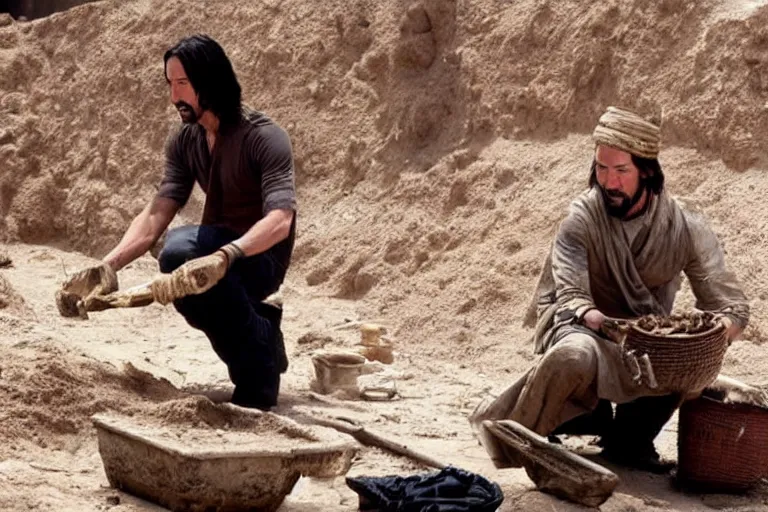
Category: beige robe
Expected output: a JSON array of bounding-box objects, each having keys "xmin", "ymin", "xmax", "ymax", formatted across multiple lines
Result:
[
  {"xmin": 526, "ymin": 187, "xmax": 749, "ymax": 354},
  {"xmin": 472, "ymin": 188, "xmax": 750, "ymax": 467}
]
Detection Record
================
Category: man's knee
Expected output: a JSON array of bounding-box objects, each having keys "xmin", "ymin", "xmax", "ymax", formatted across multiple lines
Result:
[
  {"xmin": 157, "ymin": 226, "xmax": 202, "ymax": 273},
  {"xmin": 171, "ymin": 275, "xmax": 236, "ymax": 328},
  {"xmin": 543, "ymin": 335, "xmax": 598, "ymax": 378},
  {"xmin": 173, "ymin": 295, "xmax": 206, "ymax": 328}
]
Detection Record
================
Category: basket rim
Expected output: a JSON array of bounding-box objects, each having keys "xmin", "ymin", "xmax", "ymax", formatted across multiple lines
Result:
[
  {"xmin": 629, "ymin": 321, "xmax": 725, "ymax": 340},
  {"xmin": 686, "ymin": 393, "xmax": 768, "ymax": 415}
]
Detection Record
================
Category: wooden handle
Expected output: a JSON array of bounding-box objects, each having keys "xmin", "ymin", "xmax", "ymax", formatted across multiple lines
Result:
[
  {"xmin": 301, "ymin": 413, "xmax": 447, "ymax": 470},
  {"xmin": 82, "ymin": 281, "xmax": 155, "ymax": 312}
]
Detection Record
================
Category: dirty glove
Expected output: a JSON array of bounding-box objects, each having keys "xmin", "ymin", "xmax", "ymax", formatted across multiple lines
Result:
[
  {"xmin": 56, "ymin": 262, "xmax": 118, "ymax": 318},
  {"xmin": 150, "ymin": 242, "xmax": 244, "ymax": 305}
]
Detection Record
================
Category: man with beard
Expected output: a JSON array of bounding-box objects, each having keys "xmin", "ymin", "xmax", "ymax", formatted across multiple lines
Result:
[
  {"xmin": 470, "ymin": 106, "xmax": 749, "ymax": 473},
  {"xmin": 58, "ymin": 35, "xmax": 296, "ymax": 410}
]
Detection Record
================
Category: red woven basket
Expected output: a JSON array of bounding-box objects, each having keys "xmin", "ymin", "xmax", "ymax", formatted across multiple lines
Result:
[{"xmin": 677, "ymin": 392, "xmax": 768, "ymax": 492}]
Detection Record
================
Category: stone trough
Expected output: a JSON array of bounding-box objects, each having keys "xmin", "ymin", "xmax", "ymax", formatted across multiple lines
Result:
[{"xmin": 92, "ymin": 407, "xmax": 358, "ymax": 512}]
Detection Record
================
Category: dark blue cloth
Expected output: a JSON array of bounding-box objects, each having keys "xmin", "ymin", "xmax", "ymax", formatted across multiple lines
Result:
[
  {"xmin": 346, "ymin": 466, "xmax": 504, "ymax": 512},
  {"xmin": 158, "ymin": 224, "xmax": 288, "ymax": 410}
]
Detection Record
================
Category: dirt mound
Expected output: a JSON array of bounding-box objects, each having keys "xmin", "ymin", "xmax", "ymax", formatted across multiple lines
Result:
[
  {"xmin": 0, "ymin": 344, "xmax": 184, "ymax": 451},
  {"xmin": 124, "ymin": 397, "xmax": 326, "ymax": 449},
  {"xmin": 0, "ymin": 273, "xmax": 31, "ymax": 317},
  {"xmin": 459, "ymin": 0, "xmax": 768, "ymax": 171},
  {"xmin": 2, "ymin": 0, "xmax": 768, "ymax": 251}
]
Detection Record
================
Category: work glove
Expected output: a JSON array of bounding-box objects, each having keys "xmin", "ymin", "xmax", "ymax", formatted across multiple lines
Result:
[
  {"xmin": 150, "ymin": 242, "xmax": 244, "ymax": 305},
  {"xmin": 56, "ymin": 262, "xmax": 118, "ymax": 318}
]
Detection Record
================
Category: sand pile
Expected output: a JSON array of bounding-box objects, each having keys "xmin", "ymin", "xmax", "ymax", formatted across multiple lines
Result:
[
  {"xmin": 103, "ymin": 397, "xmax": 331, "ymax": 453},
  {"xmin": 0, "ymin": 343, "xmax": 183, "ymax": 453},
  {"xmin": 0, "ymin": 273, "xmax": 31, "ymax": 317},
  {"xmin": 1, "ymin": 0, "xmax": 768, "ymax": 245}
]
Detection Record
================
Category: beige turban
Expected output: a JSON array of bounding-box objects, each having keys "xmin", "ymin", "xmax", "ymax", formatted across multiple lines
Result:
[{"xmin": 592, "ymin": 106, "xmax": 661, "ymax": 159}]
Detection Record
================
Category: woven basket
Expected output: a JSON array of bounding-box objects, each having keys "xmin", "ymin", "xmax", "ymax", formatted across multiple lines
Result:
[
  {"xmin": 677, "ymin": 393, "xmax": 768, "ymax": 492},
  {"xmin": 623, "ymin": 321, "xmax": 728, "ymax": 394}
]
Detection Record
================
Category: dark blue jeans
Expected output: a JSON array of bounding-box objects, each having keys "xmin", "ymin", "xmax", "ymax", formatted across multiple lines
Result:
[{"xmin": 158, "ymin": 225, "xmax": 288, "ymax": 410}]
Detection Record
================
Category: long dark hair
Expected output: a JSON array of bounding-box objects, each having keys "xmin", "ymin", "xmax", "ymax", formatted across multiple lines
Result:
[
  {"xmin": 588, "ymin": 154, "xmax": 665, "ymax": 194},
  {"xmin": 164, "ymin": 35, "xmax": 242, "ymax": 127}
]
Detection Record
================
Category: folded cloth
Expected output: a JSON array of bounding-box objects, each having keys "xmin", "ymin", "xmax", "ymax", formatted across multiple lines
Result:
[{"xmin": 345, "ymin": 466, "xmax": 504, "ymax": 512}]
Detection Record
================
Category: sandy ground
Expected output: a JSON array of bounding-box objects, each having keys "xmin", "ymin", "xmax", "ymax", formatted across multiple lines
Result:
[{"xmin": 1, "ymin": 242, "xmax": 767, "ymax": 511}]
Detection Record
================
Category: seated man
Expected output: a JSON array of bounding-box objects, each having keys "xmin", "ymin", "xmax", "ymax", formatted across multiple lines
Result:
[{"xmin": 471, "ymin": 106, "xmax": 749, "ymax": 473}]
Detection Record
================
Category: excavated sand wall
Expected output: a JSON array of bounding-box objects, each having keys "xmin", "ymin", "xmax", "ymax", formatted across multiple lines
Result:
[
  {"xmin": 2, "ymin": 0, "xmax": 768, "ymax": 356},
  {"xmin": 1, "ymin": 0, "xmax": 100, "ymax": 20}
]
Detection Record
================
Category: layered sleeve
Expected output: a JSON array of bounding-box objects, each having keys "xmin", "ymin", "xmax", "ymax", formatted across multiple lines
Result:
[
  {"xmin": 550, "ymin": 208, "xmax": 596, "ymax": 323},
  {"xmin": 529, "ymin": 206, "xmax": 597, "ymax": 354},
  {"xmin": 683, "ymin": 211, "xmax": 749, "ymax": 329}
]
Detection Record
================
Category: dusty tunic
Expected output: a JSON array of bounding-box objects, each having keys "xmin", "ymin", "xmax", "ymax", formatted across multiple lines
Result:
[
  {"xmin": 471, "ymin": 187, "xmax": 750, "ymax": 465},
  {"xmin": 158, "ymin": 107, "xmax": 297, "ymax": 270},
  {"xmin": 527, "ymin": 187, "xmax": 749, "ymax": 354}
]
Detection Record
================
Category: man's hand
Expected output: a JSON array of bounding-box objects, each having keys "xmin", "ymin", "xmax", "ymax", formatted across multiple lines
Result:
[
  {"xmin": 719, "ymin": 316, "xmax": 742, "ymax": 344},
  {"xmin": 150, "ymin": 243, "xmax": 244, "ymax": 305},
  {"xmin": 56, "ymin": 262, "xmax": 118, "ymax": 318},
  {"xmin": 582, "ymin": 309, "xmax": 606, "ymax": 332}
]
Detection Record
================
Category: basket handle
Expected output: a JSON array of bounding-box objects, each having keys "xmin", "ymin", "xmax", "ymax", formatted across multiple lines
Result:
[{"xmin": 600, "ymin": 317, "xmax": 630, "ymax": 343}]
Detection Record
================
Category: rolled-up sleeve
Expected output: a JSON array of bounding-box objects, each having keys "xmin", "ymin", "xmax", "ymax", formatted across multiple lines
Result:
[
  {"xmin": 157, "ymin": 128, "xmax": 194, "ymax": 207},
  {"xmin": 249, "ymin": 124, "xmax": 297, "ymax": 214}
]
